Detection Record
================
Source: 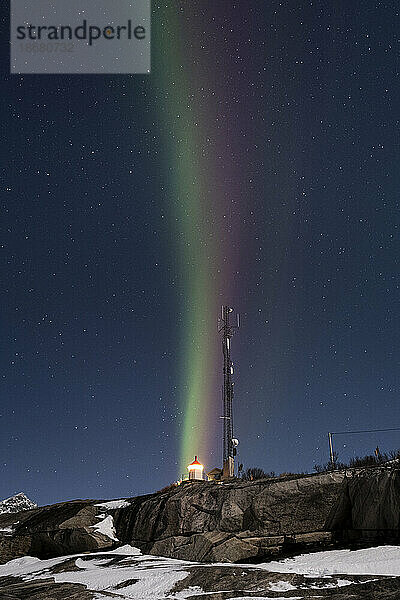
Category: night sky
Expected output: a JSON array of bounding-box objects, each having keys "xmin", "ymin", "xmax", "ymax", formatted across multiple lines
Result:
[{"xmin": 1, "ymin": 1, "xmax": 400, "ymax": 506}]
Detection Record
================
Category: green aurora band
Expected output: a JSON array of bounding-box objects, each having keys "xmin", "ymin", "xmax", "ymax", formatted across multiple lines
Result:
[{"xmin": 154, "ymin": 6, "xmax": 219, "ymax": 475}]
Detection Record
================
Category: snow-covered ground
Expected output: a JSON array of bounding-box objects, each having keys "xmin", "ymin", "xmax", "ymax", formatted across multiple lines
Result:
[
  {"xmin": 0, "ymin": 544, "xmax": 399, "ymax": 599},
  {"xmin": 0, "ymin": 546, "xmax": 190, "ymax": 600},
  {"xmin": 260, "ymin": 545, "xmax": 400, "ymax": 577}
]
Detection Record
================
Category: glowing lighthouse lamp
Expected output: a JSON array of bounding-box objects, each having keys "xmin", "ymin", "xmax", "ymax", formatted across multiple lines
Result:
[{"xmin": 187, "ymin": 456, "xmax": 204, "ymax": 481}]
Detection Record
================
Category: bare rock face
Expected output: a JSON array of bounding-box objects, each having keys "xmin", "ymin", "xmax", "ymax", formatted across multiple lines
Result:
[
  {"xmin": 1, "ymin": 467, "xmax": 400, "ymax": 565},
  {"xmin": 112, "ymin": 471, "xmax": 346, "ymax": 561},
  {"xmin": 326, "ymin": 467, "xmax": 400, "ymax": 543}
]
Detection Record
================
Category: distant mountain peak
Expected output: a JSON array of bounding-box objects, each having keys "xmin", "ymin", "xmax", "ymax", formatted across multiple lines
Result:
[{"xmin": 0, "ymin": 492, "xmax": 37, "ymax": 514}]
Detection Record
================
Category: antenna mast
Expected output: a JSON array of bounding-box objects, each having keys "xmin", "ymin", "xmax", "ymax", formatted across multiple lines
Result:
[{"xmin": 219, "ymin": 305, "xmax": 239, "ymax": 479}]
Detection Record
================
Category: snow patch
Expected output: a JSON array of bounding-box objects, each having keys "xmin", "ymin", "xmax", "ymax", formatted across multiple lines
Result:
[
  {"xmin": 51, "ymin": 556, "xmax": 189, "ymax": 599},
  {"xmin": 0, "ymin": 549, "xmax": 191, "ymax": 599},
  {"xmin": 268, "ymin": 580, "xmax": 297, "ymax": 591},
  {"xmin": 106, "ymin": 544, "xmax": 141, "ymax": 556},
  {"xmin": 0, "ymin": 555, "xmax": 67, "ymax": 578},
  {"xmin": 171, "ymin": 590, "xmax": 243, "ymax": 598},
  {"xmin": 170, "ymin": 587, "xmax": 204, "ymax": 598},
  {"xmin": 307, "ymin": 578, "xmax": 353, "ymax": 588},
  {"xmin": 227, "ymin": 597, "xmax": 302, "ymax": 600},
  {"xmin": 90, "ymin": 515, "xmax": 118, "ymax": 541},
  {"xmin": 258, "ymin": 545, "xmax": 400, "ymax": 577},
  {"xmin": 95, "ymin": 499, "xmax": 131, "ymax": 509},
  {"xmin": 0, "ymin": 526, "xmax": 14, "ymax": 534}
]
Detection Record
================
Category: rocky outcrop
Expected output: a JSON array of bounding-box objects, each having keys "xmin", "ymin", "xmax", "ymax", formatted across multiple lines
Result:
[
  {"xmin": 113, "ymin": 471, "xmax": 345, "ymax": 561},
  {"xmin": 0, "ymin": 500, "xmax": 119, "ymax": 564},
  {"xmin": 327, "ymin": 466, "xmax": 400, "ymax": 543},
  {"xmin": 1, "ymin": 467, "xmax": 400, "ymax": 565}
]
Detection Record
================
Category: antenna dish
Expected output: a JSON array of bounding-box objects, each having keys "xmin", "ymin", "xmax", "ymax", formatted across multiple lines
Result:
[{"xmin": 232, "ymin": 438, "xmax": 239, "ymax": 447}]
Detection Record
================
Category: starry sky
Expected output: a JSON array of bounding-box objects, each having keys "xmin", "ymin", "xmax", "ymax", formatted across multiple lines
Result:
[{"xmin": 1, "ymin": 1, "xmax": 400, "ymax": 506}]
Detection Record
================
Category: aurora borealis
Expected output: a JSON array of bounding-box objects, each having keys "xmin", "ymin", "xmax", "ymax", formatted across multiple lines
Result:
[
  {"xmin": 154, "ymin": 5, "xmax": 241, "ymax": 474},
  {"xmin": 2, "ymin": 1, "xmax": 400, "ymax": 505}
]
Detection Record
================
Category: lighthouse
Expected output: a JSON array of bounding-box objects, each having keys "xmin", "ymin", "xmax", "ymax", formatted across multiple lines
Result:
[{"xmin": 187, "ymin": 456, "xmax": 204, "ymax": 481}]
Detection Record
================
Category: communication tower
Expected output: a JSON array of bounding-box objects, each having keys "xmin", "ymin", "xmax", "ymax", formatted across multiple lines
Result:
[{"xmin": 219, "ymin": 306, "xmax": 239, "ymax": 479}]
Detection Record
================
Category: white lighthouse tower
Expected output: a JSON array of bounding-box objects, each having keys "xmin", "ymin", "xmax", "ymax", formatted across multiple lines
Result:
[{"xmin": 187, "ymin": 456, "xmax": 204, "ymax": 481}]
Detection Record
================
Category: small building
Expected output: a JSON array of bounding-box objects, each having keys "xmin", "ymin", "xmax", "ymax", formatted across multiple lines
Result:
[
  {"xmin": 187, "ymin": 456, "xmax": 204, "ymax": 481},
  {"xmin": 207, "ymin": 467, "xmax": 222, "ymax": 481}
]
